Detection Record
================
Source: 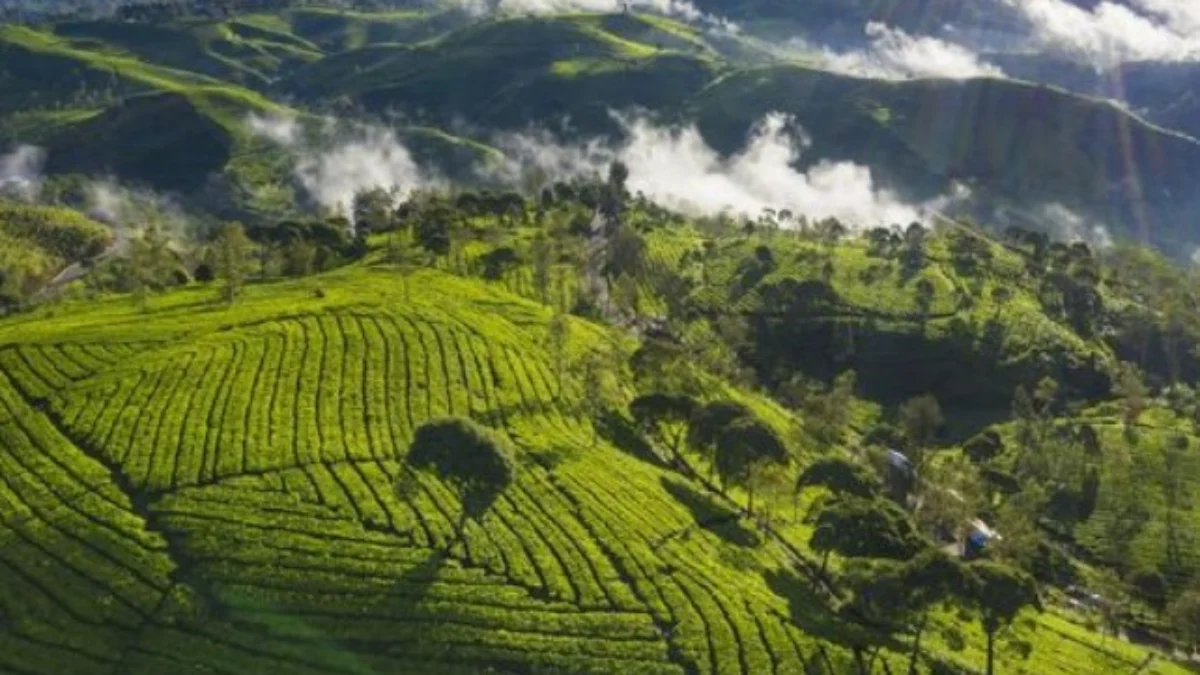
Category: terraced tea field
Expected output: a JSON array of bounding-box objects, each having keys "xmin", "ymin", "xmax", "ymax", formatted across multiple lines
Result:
[
  {"xmin": 0, "ymin": 265, "xmax": 1190, "ymax": 674},
  {"xmin": 0, "ymin": 268, "xmax": 857, "ymax": 675}
]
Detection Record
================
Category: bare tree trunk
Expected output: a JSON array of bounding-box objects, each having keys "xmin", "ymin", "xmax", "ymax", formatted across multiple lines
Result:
[
  {"xmin": 907, "ymin": 614, "xmax": 929, "ymax": 675},
  {"xmin": 986, "ymin": 630, "xmax": 995, "ymax": 675}
]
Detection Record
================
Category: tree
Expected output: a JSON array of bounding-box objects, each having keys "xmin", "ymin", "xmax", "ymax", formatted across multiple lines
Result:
[
  {"xmin": 602, "ymin": 160, "xmax": 629, "ymax": 221},
  {"xmin": 577, "ymin": 342, "xmax": 624, "ymax": 447},
  {"xmin": 547, "ymin": 312, "xmax": 570, "ymax": 395},
  {"xmin": 914, "ymin": 454, "xmax": 984, "ymax": 542},
  {"xmin": 1112, "ymin": 361, "xmax": 1148, "ymax": 437},
  {"xmin": 898, "ymin": 394, "xmax": 943, "ymax": 465},
  {"xmin": 213, "ymin": 221, "xmax": 252, "ymax": 304},
  {"xmin": 406, "ymin": 418, "xmax": 515, "ymax": 524},
  {"xmin": 351, "ymin": 186, "xmax": 395, "ymax": 234},
  {"xmin": 413, "ymin": 198, "xmax": 452, "ymax": 257},
  {"xmin": 809, "ymin": 495, "xmax": 925, "ymax": 572},
  {"xmin": 630, "ymin": 392, "xmax": 697, "ymax": 468},
  {"xmin": 963, "ymin": 429, "xmax": 1004, "ymax": 464},
  {"xmin": 796, "ymin": 457, "xmax": 879, "ymax": 499},
  {"xmin": 902, "ymin": 222, "xmax": 927, "ymax": 273},
  {"xmin": 1128, "ymin": 567, "xmax": 1168, "ymax": 615},
  {"xmin": 715, "ymin": 417, "xmax": 790, "ymax": 515},
  {"xmin": 797, "ymin": 370, "xmax": 856, "ymax": 448},
  {"xmin": 128, "ymin": 224, "xmax": 172, "ymax": 310},
  {"xmin": 914, "ymin": 278, "xmax": 935, "ymax": 324},
  {"xmin": 843, "ymin": 550, "xmax": 972, "ymax": 674},
  {"xmin": 1167, "ymin": 587, "xmax": 1200, "ymax": 653},
  {"xmin": 968, "ymin": 561, "xmax": 1041, "ymax": 675},
  {"xmin": 687, "ymin": 400, "xmax": 751, "ymax": 480},
  {"xmin": 530, "ymin": 231, "xmax": 553, "ymax": 305}
]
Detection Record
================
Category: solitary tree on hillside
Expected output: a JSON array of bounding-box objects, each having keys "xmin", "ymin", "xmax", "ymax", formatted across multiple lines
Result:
[
  {"xmin": 968, "ymin": 561, "xmax": 1041, "ymax": 675},
  {"xmin": 715, "ymin": 417, "xmax": 789, "ymax": 515},
  {"xmin": 576, "ymin": 342, "xmax": 624, "ymax": 447},
  {"xmin": 128, "ymin": 224, "xmax": 167, "ymax": 310},
  {"xmin": 630, "ymin": 392, "xmax": 698, "ymax": 468},
  {"xmin": 213, "ymin": 221, "xmax": 252, "ymax": 304},
  {"xmin": 406, "ymin": 418, "xmax": 515, "ymax": 527}
]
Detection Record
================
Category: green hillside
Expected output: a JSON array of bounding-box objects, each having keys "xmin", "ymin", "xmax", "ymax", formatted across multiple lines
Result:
[
  {"xmin": 0, "ymin": 199, "xmax": 111, "ymax": 300},
  {"xmin": 5, "ymin": 8, "xmax": 1200, "ymax": 251},
  {"xmin": 0, "ymin": 242, "xmax": 1192, "ymax": 674}
]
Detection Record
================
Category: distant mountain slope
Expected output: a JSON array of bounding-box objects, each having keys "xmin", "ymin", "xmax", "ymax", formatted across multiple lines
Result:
[{"xmin": 3, "ymin": 9, "xmax": 1200, "ymax": 252}]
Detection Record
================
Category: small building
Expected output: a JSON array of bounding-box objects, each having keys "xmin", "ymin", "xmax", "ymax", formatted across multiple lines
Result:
[{"xmin": 963, "ymin": 518, "xmax": 1001, "ymax": 559}]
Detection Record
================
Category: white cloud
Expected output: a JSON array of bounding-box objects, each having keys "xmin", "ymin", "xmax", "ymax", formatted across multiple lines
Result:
[
  {"xmin": 496, "ymin": 112, "xmax": 956, "ymax": 227},
  {"xmin": 246, "ymin": 114, "xmax": 301, "ymax": 145},
  {"xmin": 1001, "ymin": 0, "xmax": 1200, "ymax": 67},
  {"xmin": 246, "ymin": 114, "xmax": 441, "ymax": 215},
  {"xmin": 440, "ymin": 0, "xmax": 736, "ymax": 32},
  {"xmin": 0, "ymin": 145, "xmax": 47, "ymax": 201},
  {"xmin": 812, "ymin": 22, "xmax": 1005, "ymax": 80},
  {"xmin": 84, "ymin": 179, "xmax": 192, "ymax": 242},
  {"xmin": 1039, "ymin": 203, "xmax": 1114, "ymax": 249},
  {"xmin": 1131, "ymin": 0, "xmax": 1200, "ymax": 33}
]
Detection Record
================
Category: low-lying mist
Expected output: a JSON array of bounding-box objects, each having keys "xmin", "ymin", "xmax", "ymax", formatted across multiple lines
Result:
[
  {"xmin": 248, "ymin": 115, "xmax": 442, "ymax": 215},
  {"xmin": 251, "ymin": 111, "xmax": 958, "ymax": 229},
  {"xmin": 494, "ymin": 112, "xmax": 958, "ymax": 227},
  {"xmin": 0, "ymin": 145, "xmax": 47, "ymax": 201}
]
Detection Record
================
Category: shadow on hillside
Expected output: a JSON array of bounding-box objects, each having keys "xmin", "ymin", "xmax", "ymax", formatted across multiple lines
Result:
[
  {"xmin": 594, "ymin": 409, "xmax": 665, "ymax": 468},
  {"xmin": 661, "ymin": 477, "xmax": 761, "ymax": 548},
  {"xmin": 765, "ymin": 568, "xmax": 904, "ymax": 660}
]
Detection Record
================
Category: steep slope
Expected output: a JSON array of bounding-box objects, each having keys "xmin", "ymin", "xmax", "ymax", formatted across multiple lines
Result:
[
  {"xmin": 689, "ymin": 67, "xmax": 1200, "ymax": 248},
  {"xmin": 284, "ymin": 14, "xmax": 721, "ymax": 135}
]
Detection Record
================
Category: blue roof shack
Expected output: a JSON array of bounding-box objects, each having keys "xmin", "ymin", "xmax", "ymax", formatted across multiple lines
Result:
[
  {"xmin": 964, "ymin": 518, "xmax": 1001, "ymax": 560},
  {"xmin": 886, "ymin": 450, "xmax": 913, "ymax": 472}
]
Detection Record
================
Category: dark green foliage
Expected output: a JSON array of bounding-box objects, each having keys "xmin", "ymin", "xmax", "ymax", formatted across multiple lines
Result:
[
  {"xmin": 963, "ymin": 430, "xmax": 1004, "ymax": 464},
  {"xmin": 630, "ymin": 392, "xmax": 697, "ymax": 465},
  {"xmin": 796, "ymin": 457, "xmax": 879, "ymax": 498},
  {"xmin": 898, "ymin": 394, "xmax": 943, "ymax": 455},
  {"xmin": 46, "ymin": 92, "xmax": 233, "ymax": 192},
  {"xmin": 714, "ymin": 416, "xmax": 789, "ymax": 512},
  {"xmin": 968, "ymin": 561, "xmax": 1041, "ymax": 675},
  {"xmin": 1128, "ymin": 567, "xmax": 1169, "ymax": 613},
  {"xmin": 413, "ymin": 202, "xmax": 453, "ymax": 256},
  {"xmin": 407, "ymin": 418, "xmax": 515, "ymax": 520},
  {"xmin": 481, "ymin": 246, "xmax": 521, "ymax": 280},
  {"xmin": 842, "ymin": 549, "xmax": 972, "ymax": 671},
  {"xmin": 809, "ymin": 495, "xmax": 925, "ymax": 564},
  {"xmin": 686, "ymin": 399, "xmax": 751, "ymax": 452}
]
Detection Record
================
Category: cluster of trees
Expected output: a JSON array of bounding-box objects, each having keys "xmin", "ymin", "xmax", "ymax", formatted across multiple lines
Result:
[
  {"xmin": 96, "ymin": 221, "xmax": 254, "ymax": 308},
  {"xmin": 630, "ymin": 393, "xmax": 789, "ymax": 516}
]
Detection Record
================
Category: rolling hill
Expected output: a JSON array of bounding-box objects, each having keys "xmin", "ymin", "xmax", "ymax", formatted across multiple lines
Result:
[
  {"xmin": 6, "ymin": 7, "xmax": 1198, "ymax": 254},
  {"xmin": 0, "ymin": 239, "xmax": 1192, "ymax": 674}
]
